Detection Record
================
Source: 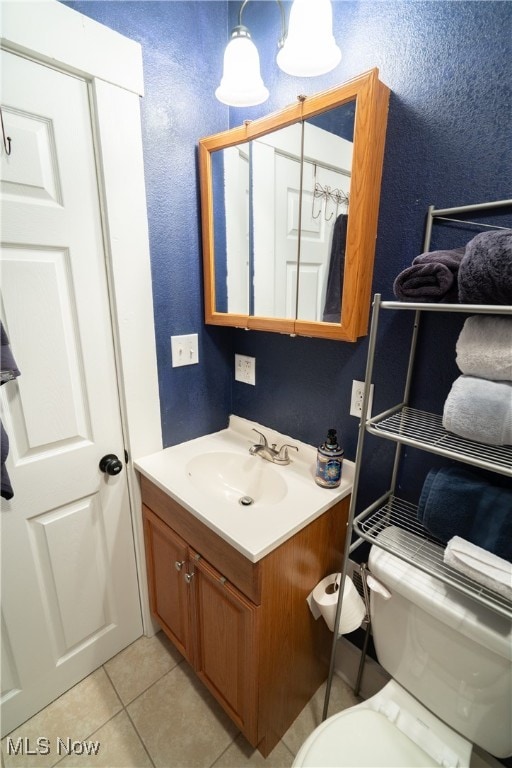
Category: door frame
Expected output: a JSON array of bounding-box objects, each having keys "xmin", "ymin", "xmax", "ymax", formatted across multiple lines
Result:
[{"xmin": 1, "ymin": 0, "xmax": 162, "ymax": 634}]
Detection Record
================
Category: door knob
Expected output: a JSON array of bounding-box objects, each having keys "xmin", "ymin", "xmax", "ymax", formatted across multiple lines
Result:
[{"xmin": 99, "ymin": 454, "xmax": 123, "ymax": 476}]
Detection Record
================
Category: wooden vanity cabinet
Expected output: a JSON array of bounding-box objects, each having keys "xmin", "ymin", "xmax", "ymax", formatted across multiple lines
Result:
[
  {"xmin": 191, "ymin": 549, "xmax": 259, "ymax": 739},
  {"xmin": 143, "ymin": 508, "xmax": 192, "ymax": 663},
  {"xmin": 141, "ymin": 475, "xmax": 348, "ymax": 757}
]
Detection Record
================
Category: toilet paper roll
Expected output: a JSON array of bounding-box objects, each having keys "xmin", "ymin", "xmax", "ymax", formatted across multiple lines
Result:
[{"xmin": 310, "ymin": 573, "xmax": 366, "ymax": 635}]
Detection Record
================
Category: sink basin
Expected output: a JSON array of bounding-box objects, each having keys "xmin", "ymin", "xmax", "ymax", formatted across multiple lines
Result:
[
  {"xmin": 135, "ymin": 415, "xmax": 354, "ymax": 561},
  {"xmin": 186, "ymin": 451, "xmax": 288, "ymax": 506}
]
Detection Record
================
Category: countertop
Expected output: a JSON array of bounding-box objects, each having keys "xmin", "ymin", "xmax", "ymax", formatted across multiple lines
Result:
[{"xmin": 135, "ymin": 416, "xmax": 353, "ymax": 562}]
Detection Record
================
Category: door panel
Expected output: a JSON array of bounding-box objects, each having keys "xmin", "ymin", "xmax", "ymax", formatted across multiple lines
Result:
[
  {"xmin": 143, "ymin": 506, "xmax": 192, "ymax": 662},
  {"xmin": 0, "ymin": 50, "xmax": 142, "ymax": 736},
  {"xmin": 28, "ymin": 497, "xmax": 113, "ymax": 654},
  {"xmin": 0, "ymin": 105, "xmax": 62, "ymax": 205},
  {"xmin": 192, "ymin": 554, "xmax": 258, "ymax": 742},
  {"xmin": 1, "ymin": 247, "xmax": 91, "ymax": 452}
]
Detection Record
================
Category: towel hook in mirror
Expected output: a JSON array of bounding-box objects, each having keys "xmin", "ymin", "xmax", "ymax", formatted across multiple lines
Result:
[{"xmin": 1, "ymin": 107, "xmax": 12, "ymax": 156}]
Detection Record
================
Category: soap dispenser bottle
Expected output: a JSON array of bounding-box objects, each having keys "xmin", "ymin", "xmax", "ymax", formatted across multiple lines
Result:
[{"xmin": 315, "ymin": 429, "xmax": 344, "ymax": 488}]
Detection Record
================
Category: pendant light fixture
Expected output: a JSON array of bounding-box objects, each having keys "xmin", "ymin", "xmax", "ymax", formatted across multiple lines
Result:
[
  {"xmin": 277, "ymin": 0, "xmax": 341, "ymax": 77},
  {"xmin": 215, "ymin": 24, "xmax": 269, "ymax": 107},
  {"xmin": 215, "ymin": 0, "xmax": 341, "ymax": 108}
]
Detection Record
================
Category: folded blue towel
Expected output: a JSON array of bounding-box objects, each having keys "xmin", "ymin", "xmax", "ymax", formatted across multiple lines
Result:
[
  {"xmin": 458, "ymin": 229, "xmax": 512, "ymax": 305},
  {"xmin": 418, "ymin": 466, "xmax": 512, "ymax": 561}
]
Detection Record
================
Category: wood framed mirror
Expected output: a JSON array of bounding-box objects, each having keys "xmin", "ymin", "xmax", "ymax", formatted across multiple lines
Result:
[{"xmin": 199, "ymin": 68, "xmax": 389, "ymax": 341}]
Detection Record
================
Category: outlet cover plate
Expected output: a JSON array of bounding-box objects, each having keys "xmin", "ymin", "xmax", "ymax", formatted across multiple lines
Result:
[
  {"xmin": 235, "ymin": 354, "xmax": 256, "ymax": 385},
  {"xmin": 350, "ymin": 379, "xmax": 374, "ymax": 418},
  {"xmin": 171, "ymin": 334, "xmax": 199, "ymax": 367}
]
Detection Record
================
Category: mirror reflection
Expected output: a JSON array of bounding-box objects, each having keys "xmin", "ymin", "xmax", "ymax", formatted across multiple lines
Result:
[
  {"xmin": 212, "ymin": 102, "xmax": 355, "ymax": 323},
  {"xmin": 298, "ymin": 103, "xmax": 354, "ymax": 322},
  {"xmin": 200, "ymin": 69, "xmax": 390, "ymax": 341}
]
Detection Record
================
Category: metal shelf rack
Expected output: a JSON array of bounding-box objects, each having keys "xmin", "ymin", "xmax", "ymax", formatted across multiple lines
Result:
[
  {"xmin": 322, "ymin": 199, "xmax": 512, "ymax": 719},
  {"xmin": 367, "ymin": 406, "xmax": 511, "ymax": 477}
]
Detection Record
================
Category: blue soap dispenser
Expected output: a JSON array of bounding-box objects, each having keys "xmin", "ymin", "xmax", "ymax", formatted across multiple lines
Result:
[{"xmin": 315, "ymin": 429, "xmax": 344, "ymax": 488}]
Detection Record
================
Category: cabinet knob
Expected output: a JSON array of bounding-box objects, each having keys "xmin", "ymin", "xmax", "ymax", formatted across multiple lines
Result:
[
  {"xmin": 184, "ymin": 572, "xmax": 194, "ymax": 584},
  {"xmin": 175, "ymin": 560, "xmax": 185, "ymax": 572}
]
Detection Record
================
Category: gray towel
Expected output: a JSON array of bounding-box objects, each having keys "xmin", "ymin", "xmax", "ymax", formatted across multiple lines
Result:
[
  {"xmin": 458, "ymin": 229, "xmax": 512, "ymax": 305},
  {"xmin": 1, "ymin": 321, "xmax": 20, "ymax": 501},
  {"xmin": 456, "ymin": 315, "xmax": 512, "ymax": 381},
  {"xmin": 1, "ymin": 322, "xmax": 20, "ymax": 383},
  {"xmin": 443, "ymin": 375, "xmax": 512, "ymax": 446},
  {"xmin": 393, "ymin": 247, "xmax": 465, "ymax": 302}
]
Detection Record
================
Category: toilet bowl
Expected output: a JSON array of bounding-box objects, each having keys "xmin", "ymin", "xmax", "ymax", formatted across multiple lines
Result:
[
  {"xmin": 293, "ymin": 679, "xmax": 472, "ymax": 767},
  {"xmin": 293, "ymin": 529, "xmax": 511, "ymax": 767}
]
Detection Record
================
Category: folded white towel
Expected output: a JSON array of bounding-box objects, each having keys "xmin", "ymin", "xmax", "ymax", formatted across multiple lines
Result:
[
  {"xmin": 443, "ymin": 375, "xmax": 512, "ymax": 445},
  {"xmin": 444, "ymin": 536, "xmax": 512, "ymax": 600},
  {"xmin": 456, "ymin": 316, "xmax": 512, "ymax": 381}
]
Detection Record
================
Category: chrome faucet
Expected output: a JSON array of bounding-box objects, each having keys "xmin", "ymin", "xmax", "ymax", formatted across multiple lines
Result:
[{"xmin": 249, "ymin": 429, "xmax": 299, "ymax": 465}]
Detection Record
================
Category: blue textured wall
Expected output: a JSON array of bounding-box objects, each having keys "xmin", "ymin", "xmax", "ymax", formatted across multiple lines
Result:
[
  {"xmin": 66, "ymin": 0, "xmax": 234, "ymax": 447},
  {"xmin": 66, "ymin": 1, "xmax": 511, "ymax": 506},
  {"xmin": 227, "ymin": 0, "xmax": 512, "ymax": 508}
]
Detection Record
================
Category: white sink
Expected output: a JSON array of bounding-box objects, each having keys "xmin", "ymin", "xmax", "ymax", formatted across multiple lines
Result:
[
  {"xmin": 135, "ymin": 415, "xmax": 353, "ymax": 562},
  {"xmin": 186, "ymin": 451, "xmax": 288, "ymax": 506}
]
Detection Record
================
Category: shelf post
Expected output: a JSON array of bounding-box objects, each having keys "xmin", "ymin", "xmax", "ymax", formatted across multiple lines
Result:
[{"xmin": 322, "ymin": 293, "xmax": 383, "ymax": 721}]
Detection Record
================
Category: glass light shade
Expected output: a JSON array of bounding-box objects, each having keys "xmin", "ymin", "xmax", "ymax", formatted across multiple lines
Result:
[
  {"xmin": 277, "ymin": 0, "xmax": 341, "ymax": 77},
  {"xmin": 215, "ymin": 28, "xmax": 269, "ymax": 107}
]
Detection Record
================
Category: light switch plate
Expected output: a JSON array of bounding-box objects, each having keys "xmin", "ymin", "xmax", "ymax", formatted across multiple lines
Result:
[
  {"xmin": 171, "ymin": 334, "xmax": 199, "ymax": 367},
  {"xmin": 235, "ymin": 354, "xmax": 255, "ymax": 385}
]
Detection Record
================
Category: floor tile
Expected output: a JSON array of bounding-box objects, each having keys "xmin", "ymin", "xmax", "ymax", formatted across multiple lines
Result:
[
  {"xmin": 213, "ymin": 734, "xmax": 295, "ymax": 768},
  {"xmin": 281, "ymin": 674, "xmax": 360, "ymax": 756},
  {"xmin": 1, "ymin": 668, "xmax": 122, "ymax": 768},
  {"xmin": 128, "ymin": 662, "xmax": 238, "ymax": 768},
  {"xmin": 56, "ymin": 711, "xmax": 152, "ymax": 768},
  {"xmin": 104, "ymin": 631, "xmax": 182, "ymax": 704}
]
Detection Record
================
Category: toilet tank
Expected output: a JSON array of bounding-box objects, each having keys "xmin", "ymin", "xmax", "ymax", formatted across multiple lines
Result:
[{"xmin": 368, "ymin": 528, "xmax": 512, "ymax": 758}]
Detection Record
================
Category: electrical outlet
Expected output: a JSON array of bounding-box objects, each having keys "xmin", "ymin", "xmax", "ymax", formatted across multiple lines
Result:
[
  {"xmin": 171, "ymin": 334, "xmax": 199, "ymax": 367},
  {"xmin": 350, "ymin": 379, "xmax": 374, "ymax": 418},
  {"xmin": 235, "ymin": 354, "xmax": 256, "ymax": 385}
]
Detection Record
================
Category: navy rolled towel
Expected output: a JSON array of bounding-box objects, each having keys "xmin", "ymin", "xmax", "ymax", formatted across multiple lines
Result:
[
  {"xmin": 393, "ymin": 247, "xmax": 465, "ymax": 302},
  {"xmin": 458, "ymin": 229, "xmax": 512, "ymax": 305},
  {"xmin": 417, "ymin": 466, "xmax": 512, "ymax": 561}
]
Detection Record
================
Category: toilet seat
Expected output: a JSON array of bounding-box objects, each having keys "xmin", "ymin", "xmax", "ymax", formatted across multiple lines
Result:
[
  {"xmin": 293, "ymin": 708, "xmax": 440, "ymax": 767},
  {"xmin": 293, "ymin": 681, "xmax": 472, "ymax": 768}
]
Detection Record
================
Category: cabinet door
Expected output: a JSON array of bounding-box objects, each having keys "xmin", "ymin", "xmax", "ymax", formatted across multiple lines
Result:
[
  {"xmin": 142, "ymin": 505, "xmax": 192, "ymax": 662},
  {"xmin": 190, "ymin": 552, "xmax": 259, "ymax": 744}
]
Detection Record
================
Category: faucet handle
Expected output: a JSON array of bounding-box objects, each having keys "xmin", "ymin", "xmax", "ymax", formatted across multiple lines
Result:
[
  {"xmin": 277, "ymin": 443, "xmax": 299, "ymax": 462},
  {"xmin": 252, "ymin": 428, "xmax": 268, "ymax": 447}
]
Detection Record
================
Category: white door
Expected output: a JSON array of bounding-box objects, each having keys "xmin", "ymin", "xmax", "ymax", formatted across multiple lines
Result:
[
  {"xmin": 224, "ymin": 145, "xmax": 250, "ymax": 315},
  {"xmin": 251, "ymin": 124, "xmax": 303, "ymax": 319},
  {"xmin": 0, "ymin": 50, "xmax": 142, "ymax": 736},
  {"xmin": 273, "ymin": 152, "xmax": 303, "ymax": 319},
  {"xmin": 252, "ymin": 126, "xmax": 350, "ymax": 322}
]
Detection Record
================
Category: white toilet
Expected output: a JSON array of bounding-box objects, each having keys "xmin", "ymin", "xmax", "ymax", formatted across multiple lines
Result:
[{"xmin": 294, "ymin": 529, "xmax": 512, "ymax": 767}]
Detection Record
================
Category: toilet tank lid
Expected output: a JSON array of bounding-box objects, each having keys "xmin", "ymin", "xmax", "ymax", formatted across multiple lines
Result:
[{"xmin": 369, "ymin": 527, "xmax": 511, "ymax": 662}]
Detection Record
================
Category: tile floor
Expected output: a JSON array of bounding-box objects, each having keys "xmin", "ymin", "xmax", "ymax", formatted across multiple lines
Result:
[{"xmin": 1, "ymin": 632, "xmax": 360, "ymax": 768}]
